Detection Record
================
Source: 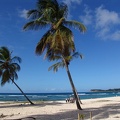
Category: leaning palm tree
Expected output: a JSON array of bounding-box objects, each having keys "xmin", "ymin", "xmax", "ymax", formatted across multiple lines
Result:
[
  {"xmin": 0, "ymin": 46, "xmax": 34, "ymax": 105},
  {"xmin": 23, "ymin": 0, "xmax": 86, "ymax": 109},
  {"xmin": 48, "ymin": 51, "xmax": 83, "ymax": 109}
]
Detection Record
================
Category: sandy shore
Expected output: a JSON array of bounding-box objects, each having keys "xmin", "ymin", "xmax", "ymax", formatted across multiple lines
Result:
[{"xmin": 0, "ymin": 96, "xmax": 120, "ymax": 120}]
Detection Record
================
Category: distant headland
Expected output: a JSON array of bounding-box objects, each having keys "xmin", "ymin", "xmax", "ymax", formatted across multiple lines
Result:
[{"xmin": 91, "ymin": 88, "xmax": 120, "ymax": 92}]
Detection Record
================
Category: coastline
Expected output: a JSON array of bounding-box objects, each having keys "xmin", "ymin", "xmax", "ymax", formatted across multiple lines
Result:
[
  {"xmin": 0, "ymin": 91, "xmax": 119, "ymax": 102},
  {"xmin": 0, "ymin": 96, "xmax": 120, "ymax": 120}
]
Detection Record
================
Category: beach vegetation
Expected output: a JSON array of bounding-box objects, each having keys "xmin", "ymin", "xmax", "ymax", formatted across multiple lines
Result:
[
  {"xmin": 23, "ymin": 0, "xmax": 86, "ymax": 110},
  {"xmin": 0, "ymin": 46, "xmax": 34, "ymax": 105}
]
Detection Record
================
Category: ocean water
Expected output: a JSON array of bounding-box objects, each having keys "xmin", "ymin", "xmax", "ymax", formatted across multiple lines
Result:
[{"xmin": 0, "ymin": 92, "xmax": 120, "ymax": 102}]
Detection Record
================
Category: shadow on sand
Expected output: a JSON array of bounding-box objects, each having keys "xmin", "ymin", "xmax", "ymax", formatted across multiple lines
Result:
[{"xmin": 2, "ymin": 101, "xmax": 120, "ymax": 120}]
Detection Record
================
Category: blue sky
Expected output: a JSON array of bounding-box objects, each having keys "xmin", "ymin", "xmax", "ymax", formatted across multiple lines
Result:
[{"xmin": 0, "ymin": 0, "xmax": 120, "ymax": 93}]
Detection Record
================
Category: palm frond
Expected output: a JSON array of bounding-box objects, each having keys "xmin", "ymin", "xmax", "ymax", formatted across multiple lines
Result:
[
  {"xmin": 42, "ymin": 8, "xmax": 56, "ymax": 22},
  {"xmin": 0, "ymin": 46, "xmax": 11, "ymax": 60},
  {"xmin": 44, "ymin": 48, "xmax": 62, "ymax": 61},
  {"xmin": 0, "ymin": 61, "xmax": 4, "ymax": 64},
  {"xmin": 63, "ymin": 52, "xmax": 83, "ymax": 63},
  {"xmin": 64, "ymin": 20, "xmax": 86, "ymax": 33},
  {"xmin": 43, "ymin": 26, "xmax": 75, "ymax": 61},
  {"xmin": 10, "ymin": 63, "xmax": 21, "ymax": 72},
  {"xmin": 0, "ymin": 70, "xmax": 2, "ymax": 77},
  {"xmin": 1, "ymin": 70, "xmax": 10, "ymax": 86},
  {"xmin": 58, "ymin": 2, "xmax": 68, "ymax": 19},
  {"xmin": 48, "ymin": 61, "xmax": 65, "ymax": 72},
  {"xmin": 49, "ymin": 29, "xmax": 65, "ymax": 53},
  {"xmin": 51, "ymin": 25, "xmax": 74, "ymax": 53},
  {"xmin": 26, "ymin": 9, "xmax": 42, "ymax": 19},
  {"xmin": 11, "ymin": 56, "xmax": 22, "ymax": 63},
  {"xmin": 36, "ymin": 0, "xmax": 59, "ymax": 23},
  {"xmin": 59, "ymin": 25, "xmax": 75, "ymax": 52},
  {"xmin": 13, "ymin": 71, "xmax": 18, "ymax": 80},
  {"xmin": 53, "ymin": 17, "xmax": 65, "ymax": 29},
  {"xmin": 72, "ymin": 52, "xmax": 83, "ymax": 59},
  {"xmin": 37, "ymin": 0, "xmax": 59, "ymax": 14},
  {"xmin": 23, "ymin": 20, "xmax": 49, "ymax": 30},
  {"xmin": 0, "ymin": 54, "xmax": 5, "ymax": 61},
  {"xmin": 35, "ymin": 30, "xmax": 52, "ymax": 55}
]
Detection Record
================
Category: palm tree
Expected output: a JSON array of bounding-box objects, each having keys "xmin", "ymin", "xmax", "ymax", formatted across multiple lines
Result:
[
  {"xmin": 48, "ymin": 51, "xmax": 83, "ymax": 109},
  {"xmin": 0, "ymin": 46, "xmax": 34, "ymax": 105},
  {"xmin": 23, "ymin": 0, "xmax": 86, "ymax": 109}
]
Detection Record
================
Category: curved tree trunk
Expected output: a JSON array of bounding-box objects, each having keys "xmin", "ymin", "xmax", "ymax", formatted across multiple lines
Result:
[
  {"xmin": 63, "ymin": 60, "xmax": 82, "ymax": 110},
  {"xmin": 11, "ymin": 79, "xmax": 34, "ymax": 105}
]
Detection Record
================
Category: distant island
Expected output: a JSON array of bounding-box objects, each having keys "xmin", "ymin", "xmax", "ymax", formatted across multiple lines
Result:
[{"xmin": 91, "ymin": 88, "xmax": 120, "ymax": 92}]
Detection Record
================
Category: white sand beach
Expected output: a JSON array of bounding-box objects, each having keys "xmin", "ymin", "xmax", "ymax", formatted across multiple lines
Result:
[{"xmin": 0, "ymin": 96, "xmax": 120, "ymax": 120}]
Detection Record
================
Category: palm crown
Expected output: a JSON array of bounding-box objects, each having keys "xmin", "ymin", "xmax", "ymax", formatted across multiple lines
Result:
[
  {"xmin": 0, "ymin": 47, "xmax": 22, "ymax": 86},
  {"xmin": 23, "ymin": 0, "xmax": 86, "ymax": 58},
  {"xmin": 48, "ymin": 51, "xmax": 83, "ymax": 72}
]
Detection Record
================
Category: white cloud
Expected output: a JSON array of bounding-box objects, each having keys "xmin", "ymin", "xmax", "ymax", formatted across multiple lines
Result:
[
  {"xmin": 63, "ymin": 0, "xmax": 82, "ymax": 6},
  {"xmin": 19, "ymin": 9, "xmax": 28, "ymax": 19},
  {"xmin": 110, "ymin": 31, "xmax": 120, "ymax": 41},
  {"xmin": 95, "ymin": 6, "xmax": 120, "ymax": 40},
  {"xmin": 62, "ymin": 0, "xmax": 82, "ymax": 19},
  {"xmin": 80, "ymin": 5, "xmax": 120, "ymax": 41},
  {"xmin": 97, "ymin": 27, "xmax": 109, "ymax": 39},
  {"xmin": 95, "ymin": 5, "xmax": 120, "ymax": 29},
  {"xmin": 79, "ymin": 5, "xmax": 93, "ymax": 25}
]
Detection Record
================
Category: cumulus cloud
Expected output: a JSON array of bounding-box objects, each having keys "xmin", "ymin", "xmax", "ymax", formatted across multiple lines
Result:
[
  {"xmin": 109, "ymin": 31, "xmax": 120, "ymax": 41},
  {"xmin": 79, "ymin": 5, "xmax": 93, "ymax": 25},
  {"xmin": 79, "ymin": 5, "xmax": 120, "ymax": 41},
  {"xmin": 62, "ymin": 0, "xmax": 82, "ymax": 19},
  {"xmin": 63, "ymin": 0, "xmax": 82, "ymax": 6},
  {"xmin": 19, "ymin": 9, "xmax": 28, "ymax": 19},
  {"xmin": 95, "ymin": 5, "xmax": 120, "ymax": 29},
  {"xmin": 95, "ymin": 5, "xmax": 120, "ymax": 40}
]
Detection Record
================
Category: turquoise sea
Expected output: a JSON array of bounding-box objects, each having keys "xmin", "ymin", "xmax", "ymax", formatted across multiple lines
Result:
[{"xmin": 0, "ymin": 92, "xmax": 120, "ymax": 102}]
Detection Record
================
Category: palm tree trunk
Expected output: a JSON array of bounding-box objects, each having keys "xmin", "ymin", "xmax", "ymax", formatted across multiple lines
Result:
[
  {"xmin": 74, "ymin": 87, "xmax": 82, "ymax": 104},
  {"xmin": 11, "ymin": 79, "xmax": 34, "ymax": 105},
  {"xmin": 63, "ymin": 60, "xmax": 82, "ymax": 110},
  {"xmin": 65, "ymin": 64, "xmax": 82, "ymax": 110}
]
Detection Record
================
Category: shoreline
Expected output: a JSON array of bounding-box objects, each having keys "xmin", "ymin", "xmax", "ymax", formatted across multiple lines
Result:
[
  {"xmin": 0, "ymin": 91, "xmax": 119, "ymax": 102},
  {"xmin": 0, "ymin": 95, "xmax": 118, "ymax": 103},
  {"xmin": 0, "ymin": 96, "xmax": 120, "ymax": 120},
  {"xmin": 0, "ymin": 94, "xmax": 119, "ymax": 102}
]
